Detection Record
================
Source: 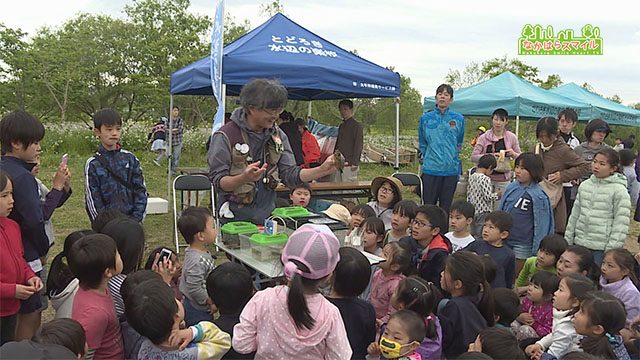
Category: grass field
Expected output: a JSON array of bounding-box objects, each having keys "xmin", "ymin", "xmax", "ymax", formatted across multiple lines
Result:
[{"xmin": 36, "ymin": 119, "xmax": 639, "ymax": 321}]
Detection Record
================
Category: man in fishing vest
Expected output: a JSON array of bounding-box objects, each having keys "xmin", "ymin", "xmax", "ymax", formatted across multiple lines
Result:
[{"xmin": 208, "ymin": 79, "xmax": 339, "ymax": 225}]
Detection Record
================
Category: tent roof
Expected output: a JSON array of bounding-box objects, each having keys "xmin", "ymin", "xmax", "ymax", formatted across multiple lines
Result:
[
  {"xmin": 549, "ymin": 83, "xmax": 640, "ymax": 126},
  {"xmin": 423, "ymin": 72, "xmax": 591, "ymax": 119},
  {"xmin": 170, "ymin": 13, "xmax": 400, "ymax": 100}
]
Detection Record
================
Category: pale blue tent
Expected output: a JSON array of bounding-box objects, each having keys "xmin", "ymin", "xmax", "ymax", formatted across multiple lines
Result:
[
  {"xmin": 423, "ymin": 72, "xmax": 592, "ymax": 135},
  {"xmin": 549, "ymin": 83, "xmax": 640, "ymax": 126}
]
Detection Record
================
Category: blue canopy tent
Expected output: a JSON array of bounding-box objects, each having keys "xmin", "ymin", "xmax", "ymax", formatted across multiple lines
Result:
[
  {"xmin": 422, "ymin": 72, "xmax": 592, "ymax": 136},
  {"xmin": 549, "ymin": 83, "xmax": 640, "ymax": 126},
  {"xmin": 168, "ymin": 13, "xmax": 402, "ymax": 199}
]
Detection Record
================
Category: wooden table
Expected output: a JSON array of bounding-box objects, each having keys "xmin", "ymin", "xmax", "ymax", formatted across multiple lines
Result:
[{"xmin": 276, "ymin": 181, "xmax": 373, "ymax": 201}]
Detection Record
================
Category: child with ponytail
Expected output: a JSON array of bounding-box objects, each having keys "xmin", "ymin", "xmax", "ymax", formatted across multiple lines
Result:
[
  {"xmin": 574, "ymin": 291, "xmax": 631, "ymax": 360},
  {"xmin": 233, "ymin": 224, "xmax": 351, "ymax": 359},
  {"xmin": 391, "ymin": 276, "xmax": 443, "ymax": 360},
  {"xmin": 439, "ymin": 251, "xmax": 494, "ymax": 359}
]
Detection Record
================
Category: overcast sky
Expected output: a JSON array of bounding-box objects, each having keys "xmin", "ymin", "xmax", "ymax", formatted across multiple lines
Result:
[{"xmin": 3, "ymin": 0, "xmax": 639, "ymax": 105}]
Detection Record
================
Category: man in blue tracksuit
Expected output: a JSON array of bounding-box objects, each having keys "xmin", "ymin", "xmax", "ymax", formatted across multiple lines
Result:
[{"xmin": 418, "ymin": 84, "xmax": 465, "ymax": 214}]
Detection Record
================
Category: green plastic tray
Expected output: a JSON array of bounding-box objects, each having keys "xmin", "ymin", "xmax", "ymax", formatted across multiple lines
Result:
[
  {"xmin": 271, "ymin": 206, "xmax": 311, "ymax": 218},
  {"xmin": 220, "ymin": 221, "xmax": 259, "ymax": 235},
  {"xmin": 249, "ymin": 232, "xmax": 288, "ymax": 246}
]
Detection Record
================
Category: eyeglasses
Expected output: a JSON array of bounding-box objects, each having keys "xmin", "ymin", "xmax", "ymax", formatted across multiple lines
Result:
[
  {"xmin": 379, "ymin": 186, "xmax": 395, "ymax": 194},
  {"xmin": 261, "ymin": 107, "xmax": 284, "ymax": 116},
  {"xmin": 412, "ymin": 219, "xmax": 433, "ymax": 228}
]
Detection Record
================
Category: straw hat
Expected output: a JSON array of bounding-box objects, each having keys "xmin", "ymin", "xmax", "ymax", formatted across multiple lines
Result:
[
  {"xmin": 322, "ymin": 204, "xmax": 351, "ymax": 225},
  {"xmin": 371, "ymin": 176, "xmax": 403, "ymax": 202}
]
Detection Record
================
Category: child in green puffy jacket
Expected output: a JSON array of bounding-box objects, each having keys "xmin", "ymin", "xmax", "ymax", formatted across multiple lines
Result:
[{"xmin": 565, "ymin": 148, "xmax": 631, "ymax": 265}]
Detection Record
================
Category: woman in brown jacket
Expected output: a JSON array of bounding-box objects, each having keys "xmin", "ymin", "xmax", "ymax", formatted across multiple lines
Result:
[{"xmin": 532, "ymin": 117, "xmax": 590, "ymax": 233}]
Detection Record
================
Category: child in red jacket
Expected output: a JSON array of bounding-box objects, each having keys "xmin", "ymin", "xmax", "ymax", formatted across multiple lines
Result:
[{"xmin": 0, "ymin": 170, "xmax": 43, "ymax": 345}]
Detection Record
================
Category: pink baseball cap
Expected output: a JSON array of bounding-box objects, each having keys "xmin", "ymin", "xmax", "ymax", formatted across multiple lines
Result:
[{"xmin": 282, "ymin": 224, "xmax": 340, "ymax": 280}]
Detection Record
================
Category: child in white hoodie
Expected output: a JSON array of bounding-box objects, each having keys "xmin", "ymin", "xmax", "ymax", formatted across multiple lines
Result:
[
  {"xmin": 525, "ymin": 273, "xmax": 595, "ymax": 359},
  {"xmin": 232, "ymin": 224, "xmax": 352, "ymax": 359}
]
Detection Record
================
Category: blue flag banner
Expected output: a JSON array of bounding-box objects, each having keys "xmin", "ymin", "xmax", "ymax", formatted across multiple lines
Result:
[{"xmin": 210, "ymin": 0, "xmax": 225, "ymax": 132}]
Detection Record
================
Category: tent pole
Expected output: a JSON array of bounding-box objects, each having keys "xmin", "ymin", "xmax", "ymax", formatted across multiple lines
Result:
[
  {"xmin": 516, "ymin": 115, "xmax": 520, "ymax": 139},
  {"xmin": 307, "ymin": 101, "xmax": 312, "ymax": 118},
  {"xmin": 395, "ymin": 98, "xmax": 400, "ymax": 170},
  {"xmin": 167, "ymin": 95, "xmax": 174, "ymax": 201}
]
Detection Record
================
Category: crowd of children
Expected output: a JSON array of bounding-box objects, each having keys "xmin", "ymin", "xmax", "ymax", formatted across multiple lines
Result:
[{"xmin": 2, "ymin": 106, "xmax": 640, "ymax": 360}]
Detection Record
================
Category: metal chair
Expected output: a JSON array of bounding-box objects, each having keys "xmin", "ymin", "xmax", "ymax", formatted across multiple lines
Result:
[
  {"xmin": 172, "ymin": 175, "xmax": 216, "ymax": 254},
  {"xmin": 392, "ymin": 172, "xmax": 424, "ymax": 205}
]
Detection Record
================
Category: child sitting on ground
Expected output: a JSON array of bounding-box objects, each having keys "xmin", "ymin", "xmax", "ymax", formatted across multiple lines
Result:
[
  {"xmin": 178, "ymin": 206, "xmax": 217, "ymax": 326},
  {"xmin": 68, "ymin": 234, "xmax": 124, "ymax": 359},
  {"xmin": 463, "ymin": 211, "xmax": 516, "ymax": 289},
  {"xmin": 446, "ymin": 200, "xmax": 476, "ymax": 252},
  {"xmin": 574, "ymin": 291, "xmax": 631, "ymax": 359},
  {"xmin": 206, "ymin": 262, "xmax": 255, "ymax": 360},
  {"xmin": 492, "ymin": 288, "xmax": 521, "ymax": 333},
  {"xmin": 513, "ymin": 271, "xmax": 559, "ymax": 342},
  {"xmin": 599, "ymin": 248, "xmax": 640, "ymax": 325},
  {"xmin": 47, "ymin": 230, "xmax": 95, "ymax": 319},
  {"xmin": 368, "ymin": 176, "xmax": 403, "ymax": 230},
  {"xmin": 232, "ymin": 224, "xmax": 352, "ymax": 358},
  {"xmin": 345, "ymin": 204, "xmax": 375, "ymax": 248},
  {"xmin": 399, "ymin": 205, "xmax": 452, "ymax": 289},
  {"xmin": 370, "ymin": 242, "xmax": 411, "ymax": 323},
  {"xmin": 361, "ymin": 217, "xmax": 386, "ymax": 256},
  {"xmin": 145, "ymin": 246, "xmax": 183, "ymax": 300},
  {"xmin": 118, "ymin": 269, "xmax": 163, "ymax": 360},
  {"xmin": 327, "ymin": 247, "xmax": 376, "ymax": 359},
  {"xmin": 467, "ymin": 327, "xmax": 526, "ymax": 360},
  {"xmin": 385, "ymin": 200, "xmax": 417, "ymax": 244},
  {"xmin": 515, "ymin": 234, "xmax": 567, "ymax": 295},
  {"xmin": 367, "ymin": 309, "xmax": 426, "ymax": 360},
  {"xmin": 126, "ymin": 278, "xmax": 231, "ymax": 359},
  {"xmin": 392, "ymin": 276, "xmax": 443, "ymax": 359},
  {"xmin": 466, "ymin": 154, "xmax": 499, "ymax": 240},
  {"xmin": 32, "ymin": 318, "xmax": 86, "ymax": 359},
  {"xmin": 525, "ymin": 273, "xmax": 595, "ymax": 360}
]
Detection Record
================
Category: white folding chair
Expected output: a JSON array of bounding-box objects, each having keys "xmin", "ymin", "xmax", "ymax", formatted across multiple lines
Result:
[
  {"xmin": 392, "ymin": 172, "xmax": 424, "ymax": 205},
  {"xmin": 172, "ymin": 175, "xmax": 216, "ymax": 254}
]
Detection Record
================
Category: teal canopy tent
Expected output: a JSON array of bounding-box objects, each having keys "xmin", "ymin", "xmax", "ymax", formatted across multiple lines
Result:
[
  {"xmin": 423, "ymin": 72, "xmax": 592, "ymax": 135},
  {"xmin": 549, "ymin": 83, "xmax": 640, "ymax": 126}
]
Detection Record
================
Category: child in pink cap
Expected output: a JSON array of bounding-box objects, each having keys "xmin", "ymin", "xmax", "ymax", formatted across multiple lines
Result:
[{"xmin": 232, "ymin": 224, "xmax": 352, "ymax": 359}]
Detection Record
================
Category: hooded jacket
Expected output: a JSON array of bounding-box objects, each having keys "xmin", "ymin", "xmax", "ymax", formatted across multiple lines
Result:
[
  {"xmin": 599, "ymin": 276, "xmax": 640, "ymax": 325},
  {"xmin": 232, "ymin": 285, "xmax": 352, "ymax": 359},
  {"xmin": 208, "ymin": 108, "xmax": 302, "ymax": 225},
  {"xmin": 565, "ymin": 173, "xmax": 631, "ymax": 251},
  {"xmin": 399, "ymin": 234, "xmax": 452, "ymax": 290},
  {"xmin": 49, "ymin": 278, "xmax": 78, "ymax": 319}
]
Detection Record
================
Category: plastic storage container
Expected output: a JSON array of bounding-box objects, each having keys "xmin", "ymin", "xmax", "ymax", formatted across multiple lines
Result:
[
  {"xmin": 271, "ymin": 206, "xmax": 311, "ymax": 218},
  {"xmin": 220, "ymin": 221, "xmax": 259, "ymax": 249},
  {"xmin": 249, "ymin": 233, "xmax": 288, "ymax": 261}
]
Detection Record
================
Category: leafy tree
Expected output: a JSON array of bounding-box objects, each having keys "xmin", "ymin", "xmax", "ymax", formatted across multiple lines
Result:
[
  {"xmin": 445, "ymin": 61, "xmax": 487, "ymax": 89},
  {"xmin": 607, "ymin": 94, "xmax": 622, "ymax": 104},
  {"xmin": 259, "ymin": 0, "xmax": 286, "ymax": 17},
  {"xmin": 481, "ymin": 55, "xmax": 540, "ymax": 83},
  {"xmin": 224, "ymin": 14, "xmax": 250, "ymax": 45},
  {"xmin": 539, "ymin": 74, "xmax": 563, "ymax": 89}
]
